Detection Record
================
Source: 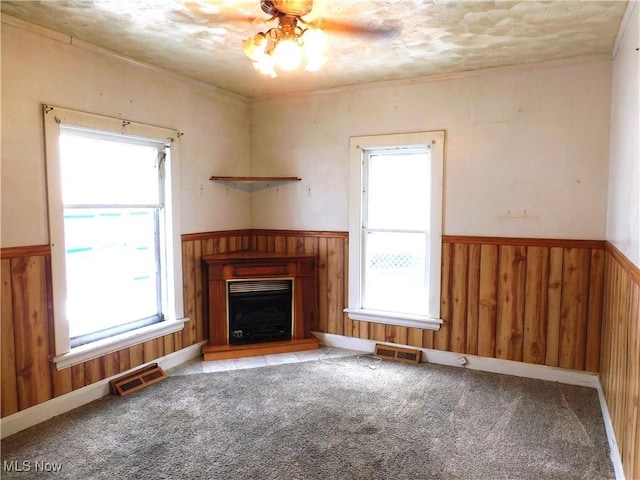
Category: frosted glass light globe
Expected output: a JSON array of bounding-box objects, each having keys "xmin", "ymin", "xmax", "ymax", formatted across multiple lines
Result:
[{"xmin": 273, "ymin": 39, "xmax": 303, "ymax": 71}]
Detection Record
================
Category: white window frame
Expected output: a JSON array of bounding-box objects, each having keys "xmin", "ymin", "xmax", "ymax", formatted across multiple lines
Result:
[
  {"xmin": 346, "ymin": 131, "xmax": 444, "ymax": 330},
  {"xmin": 43, "ymin": 105, "xmax": 188, "ymax": 369}
]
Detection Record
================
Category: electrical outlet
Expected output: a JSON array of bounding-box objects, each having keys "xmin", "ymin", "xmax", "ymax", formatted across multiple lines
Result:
[{"xmin": 457, "ymin": 356, "xmax": 468, "ymax": 366}]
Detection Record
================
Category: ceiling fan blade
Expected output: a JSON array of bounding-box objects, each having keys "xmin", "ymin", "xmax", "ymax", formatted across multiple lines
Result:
[{"xmin": 309, "ymin": 17, "xmax": 399, "ymax": 41}]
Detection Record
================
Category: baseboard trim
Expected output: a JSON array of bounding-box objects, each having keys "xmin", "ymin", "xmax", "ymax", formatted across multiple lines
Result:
[
  {"xmin": 2, "ymin": 334, "xmax": 626, "ymax": 480},
  {"xmin": 314, "ymin": 332, "xmax": 625, "ymax": 479},
  {"xmin": 1, "ymin": 342, "xmax": 206, "ymax": 439},
  {"xmin": 313, "ymin": 332, "xmax": 599, "ymax": 387},
  {"xmin": 595, "ymin": 381, "xmax": 626, "ymax": 480}
]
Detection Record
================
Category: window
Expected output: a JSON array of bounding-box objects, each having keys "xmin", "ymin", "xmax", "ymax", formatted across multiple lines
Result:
[
  {"xmin": 346, "ymin": 131, "xmax": 444, "ymax": 330},
  {"xmin": 44, "ymin": 105, "xmax": 188, "ymax": 368}
]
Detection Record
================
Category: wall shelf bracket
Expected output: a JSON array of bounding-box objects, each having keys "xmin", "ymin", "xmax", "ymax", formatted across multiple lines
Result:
[{"xmin": 210, "ymin": 176, "xmax": 302, "ymax": 193}]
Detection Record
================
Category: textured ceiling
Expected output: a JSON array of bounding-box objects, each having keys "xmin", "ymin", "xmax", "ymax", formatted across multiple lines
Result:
[{"xmin": 1, "ymin": 0, "xmax": 628, "ymax": 98}]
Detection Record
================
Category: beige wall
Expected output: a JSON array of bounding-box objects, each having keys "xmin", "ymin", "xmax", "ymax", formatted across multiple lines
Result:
[
  {"xmin": 2, "ymin": 14, "xmax": 619, "ymax": 248},
  {"xmin": 1, "ymin": 18, "xmax": 252, "ymax": 248},
  {"xmin": 607, "ymin": 2, "xmax": 640, "ymax": 267},
  {"xmin": 249, "ymin": 59, "xmax": 612, "ymax": 239}
]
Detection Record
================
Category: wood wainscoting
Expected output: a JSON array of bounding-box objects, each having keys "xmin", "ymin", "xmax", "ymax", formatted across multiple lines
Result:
[
  {"xmin": 0, "ymin": 242, "xmax": 216, "ymax": 418},
  {"xmin": 3, "ymin": 228, "xmax": 635, "ymax": 477},
  {"xmin": 600, "ymin": 243, "xmax": 640, "ymax": 480},
  {"xmin": 437, "ymin": 236, "xmax": 606, "ymax": 372},
  {"xmin": 180, "ymin": 229, "xmax": 349, "ymax": 339},
  {"xmin": 182, "ymin": 231, "xmax": 607, "ymax": 372}
]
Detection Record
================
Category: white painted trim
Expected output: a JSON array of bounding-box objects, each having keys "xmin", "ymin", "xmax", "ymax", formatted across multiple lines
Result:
[
  {"xmin": 53, "ymin": 318, "xmax": 189, "ymax": 370},
  {"xmin": 595, "ymin": 382, "xmax": 626, "ymax": 480},
  {"xmin": 314, "ymin": 332, "xmax": 626, "ymax": 479},
  {"xmin": 1, "ymin": 342, "xmax": 206, "ymax": 439},
  {"xmin": 344, "ymin": 309, "xmax": 442, "ymax": 330},
  {"xmin": 348, "ymin": 131, "xmax": 444, "ymax": 322},
  {"xmin": 43, "ymin": 105, "xmax": 188, "ymax": 359},
  {"xmin": 313, "ymin": 332, "xmax": 600, "ymax": 388}
]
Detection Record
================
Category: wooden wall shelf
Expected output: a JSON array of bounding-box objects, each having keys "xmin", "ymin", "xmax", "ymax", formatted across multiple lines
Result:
[
  {"xmin": 210, "ymin": 176, "xmax": 301, "ymax": 192},
  {"xmin": 210, "ymin": 176, "xmax": 301, "ymax": 182}
]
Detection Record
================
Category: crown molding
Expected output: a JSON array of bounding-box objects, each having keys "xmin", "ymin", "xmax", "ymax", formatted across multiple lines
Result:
[
  {"xmin": 612, "ymin": 0, "xmax": 638, "ymax": 58},
  {"xmin": 1, "ymin": 14, "xmax": 250, "ymax": 105},
  {"xmin": 248, "ymin": 54, "xmax": 612, "ymax": 103}
]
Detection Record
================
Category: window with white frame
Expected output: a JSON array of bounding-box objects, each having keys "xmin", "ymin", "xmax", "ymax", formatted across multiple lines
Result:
[
  {"xmin": 43, "ymin": 105, "xmax": 188, "ymax": 368},
  {"xmin": 346, "ymin": 131, "xmax": 444, "ymax": 330}
]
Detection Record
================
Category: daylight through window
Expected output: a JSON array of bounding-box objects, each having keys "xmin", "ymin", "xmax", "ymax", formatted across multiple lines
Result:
[
  {"xmin": 43, "ymin": 105, "xmax": 187, "ymax": 368},
  {"xmin": 362, "ymin": 148, "xmax": 431, "ymax": 315},
  {"xmin": 347, "ymin": 131, "xmax": 444, "ymax": 330},
  {"xmin": 59, "ymin": 129, "xmax": 166, "ymax": 347}
]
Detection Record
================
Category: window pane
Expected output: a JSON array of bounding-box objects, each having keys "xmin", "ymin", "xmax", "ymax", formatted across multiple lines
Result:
[
  {"xmin": 59, "ymin": 131, "xmax": 161, "ymax": 205},
  {"xmin": 363, "ymin": 231, "xmax": 427, "ymax": 315},
  {"xmin": 64, "ymin": 208, "xmax": 160, "ymax": 339},
  {"xmin": 367, "ymin": 151, "xmax": 430, "ymax": 230}
]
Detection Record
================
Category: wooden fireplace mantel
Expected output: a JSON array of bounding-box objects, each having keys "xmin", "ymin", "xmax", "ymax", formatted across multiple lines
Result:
[{"xmin": 201, "ymin": 251, "xmax": 319, "ymax": 361}]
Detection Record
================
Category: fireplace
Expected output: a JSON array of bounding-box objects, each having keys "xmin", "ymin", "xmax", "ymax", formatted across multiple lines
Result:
[
  {"xmin": 201, "ymin": 251, "xmax": 319, "ymax": 361},
  {"xmin": 228, "ymin": 279, "xmax": 293, "ymax": 345}
]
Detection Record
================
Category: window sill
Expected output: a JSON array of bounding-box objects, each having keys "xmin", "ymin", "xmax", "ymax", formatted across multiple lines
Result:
[
  {"xmin": 52, "ymin": 317, "xmax": 189, "ymax": 370},
  {"xmin": 344, "ymin": 308, "xmax": 443, "ymax": 331}
]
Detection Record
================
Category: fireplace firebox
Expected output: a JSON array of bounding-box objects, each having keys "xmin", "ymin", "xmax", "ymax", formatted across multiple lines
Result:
[{"xmin": 228, "ymin": 279, "xmax": 293, "ymax": 345}]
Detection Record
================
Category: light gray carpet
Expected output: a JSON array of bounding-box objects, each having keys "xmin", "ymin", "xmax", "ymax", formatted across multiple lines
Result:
[{"xmin": 1, "ymin": 356, "xmax": 614, "ymax": 479}]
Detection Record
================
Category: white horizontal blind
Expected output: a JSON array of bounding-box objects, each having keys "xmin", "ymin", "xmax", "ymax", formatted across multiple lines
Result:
[{"xmin": 60, "ymin": 128, "xmax": 163, "ymax": 207}]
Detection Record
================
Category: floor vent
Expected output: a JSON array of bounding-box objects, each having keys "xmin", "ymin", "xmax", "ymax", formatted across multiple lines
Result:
[
  {"xmin": 110, "ymin": 363, "xmax": 167, "ymax": 397},
  {"xmin": 374, "ymin": 344, "xmax": 422, "ymax": 364}
]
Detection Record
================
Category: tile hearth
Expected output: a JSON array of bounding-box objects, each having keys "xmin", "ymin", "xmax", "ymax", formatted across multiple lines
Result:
[{"xmin": 167, "ymin": 346, "xmax": 362, "ymax": 376}]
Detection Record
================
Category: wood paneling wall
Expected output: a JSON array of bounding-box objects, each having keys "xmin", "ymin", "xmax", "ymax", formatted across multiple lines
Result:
[
  {"xmin": 181, "ymin": 229, "xmax": 351, "ymax": 336},
  {"xmin": 184, "ymin": 231, "xmax": 607, "ymax": 372},
  {"xmin": 247, "ymin": 230, "xmax": 349, "ymax": 334},
  {"xmin": 3, "ymin": 230, "xmax": 635, "ymax": 478},
  {"xmin": 0, "ymin": 232, "xmax": 246, "ymax": 418},
  {"xmin": 181, "ymin": 231, "xmax": 251, "ymax": 346},
  {"xmin": 433, "ymin": 236, "xmax": 606, "ymax": 372},
  {"xmin": 600, "ymin": 244, "xmax": 640, "ymax": 480}
]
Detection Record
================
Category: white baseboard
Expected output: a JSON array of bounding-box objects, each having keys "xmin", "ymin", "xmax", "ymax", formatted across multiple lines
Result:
[
  {"xmin": 313, "ymin": 332, "xmax": 599, "ymax": 387},
  {"xmin": 596, "ymin": 382, "xmax": 626, "ymax": 480},
  {"xmin": 2, "ymin": 334, "xmax": 627, "ymax": 480},
  {"xmin": 314, "ymin": 332, "xmax": 625, "ymax": 479},
  {"xmin": 1, "ymin": 342, "xmax": 206, "ymax": 439}
]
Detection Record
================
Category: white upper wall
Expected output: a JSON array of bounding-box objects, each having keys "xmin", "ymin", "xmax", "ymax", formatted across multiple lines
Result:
[
  {"xmin": 607, "ymin": 2, "xmax": 640, "ymax": 267},
  {"xmin": 1, "ymin": 17, "xmax": 252, "ymax": 248},
  {"xmin": 250, "ymin": 59, "xmax": 612, "ymax": 240},
  {"xmin": 2, "ymin": 14, "xmax": 621, "ymax": 248}
]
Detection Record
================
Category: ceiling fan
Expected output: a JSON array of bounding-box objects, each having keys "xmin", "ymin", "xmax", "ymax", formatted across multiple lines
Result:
[{"xmin": 173, "ymin": 0, "xmax": 398, "ymax": 77}]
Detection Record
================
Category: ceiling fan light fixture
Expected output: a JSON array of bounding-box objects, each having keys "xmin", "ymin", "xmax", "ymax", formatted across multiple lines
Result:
[
  {"xmin": 242, "ymin": 33, "xmax": 268, "ymax": 62},
  {"xmin": 242, "ymin": 33, "xmax": 325, "ymax": 75},
  {"xmin": 243, "ymin": 5, "xmax": 328, "ymax": 77},
  {"xmin": 269, "ymin": 0, "xmax": 313, "ymax": 17},
  {"xmin": 302, "ymin": 28, "xmax": 328, "ymax": 71},
  {"xmin": 273, "ymin": 37, "xmax": 303, "ymax": 71},
  {"xmin": 246, "ymin": 29, "xmax": 327, "ymax": 75},
  {"xmin": 255, "ymin": 52, "xmax": 278, "ymax": 78}
]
